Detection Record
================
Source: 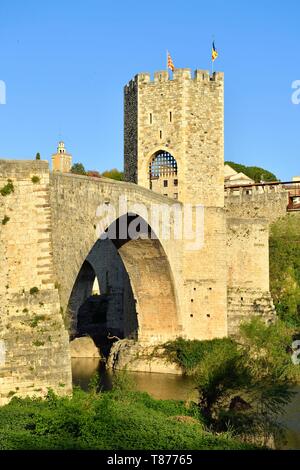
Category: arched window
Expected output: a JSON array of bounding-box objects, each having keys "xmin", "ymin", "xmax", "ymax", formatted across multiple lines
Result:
[{"xmin": 149, "ymin": 151, "xmax": 178, "ymax": 180}]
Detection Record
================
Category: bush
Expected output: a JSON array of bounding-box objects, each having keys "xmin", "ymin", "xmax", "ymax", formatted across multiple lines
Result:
[
  {"xmin": 163, "ymin": 319, "xmax": 299, "ymax": 444},
  {"xmin": 163, "ymin": 336, "xmax": 236, "ymax": 374},
  {"xmin": 0, "ymin": 389, "xmax": 257, "ymax": 450},
  {"xmin": 86, "ymin": 170, "xmax": 101, "ymax": 178},
  {"xmin": 101, "ymin": 169, "xmax": 123, "ymax": 181},
  {"xmin": 1, "ymin": 215, "xmax": 10, "ymax": 225},
  {"xmin": 29, "ymin": 287, "xmax": 39, "ymax": 295},
  {"xmin": 0, "ymin": 180, "xmax": 14, "ymax": 196},
  {"xmin": 31, "ymin": 176, "xmax": 40, "ymax": 184},
  {"xmin": 70, "ymin": 163, "xmax": 86, "ymax": 175},
  {"xmin": 269, "ymin": 214, "xmax": 300, "ymax": 327}
]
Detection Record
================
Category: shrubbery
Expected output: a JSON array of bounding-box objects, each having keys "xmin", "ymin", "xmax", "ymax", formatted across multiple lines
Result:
[
  {"xmin": 163, "ymin": 318, "xmax": 300, "ymax": 445},
  {"xmin": 269, "ymin": 214, "xmax": 300, "ymax": 327},
  {"xmin": 225, "ymin": 161, "xmax": 277, "ymax": 182},
  {"xmin": 0, "ymin": 383, "xmax": 256, "ymax": 450}
]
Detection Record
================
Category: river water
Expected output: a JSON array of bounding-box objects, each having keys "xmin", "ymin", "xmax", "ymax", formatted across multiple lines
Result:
[{"xmin": 72, "ymin": 358, "xmax": 300, "ymax": 450}]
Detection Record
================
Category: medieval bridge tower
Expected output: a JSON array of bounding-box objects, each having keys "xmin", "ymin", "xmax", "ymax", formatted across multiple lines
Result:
[
  {"xmin": 124, "ymin": 69, "xmax": 227, "ymax": 340},
  {"xmin": 123, "ymin": 68, "xmax": 276, "ymax": 337}
]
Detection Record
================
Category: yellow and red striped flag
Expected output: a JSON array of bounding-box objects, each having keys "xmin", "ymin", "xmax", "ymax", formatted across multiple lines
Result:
[{"xmin": 167, "ymin": 51, "xmax": 175, "ymax": 71}]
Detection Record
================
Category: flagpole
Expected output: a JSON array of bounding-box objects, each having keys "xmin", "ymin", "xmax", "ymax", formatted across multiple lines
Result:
[{"xmin": 211, "ymin": 35, "xmax": 214, "ymax": 76}]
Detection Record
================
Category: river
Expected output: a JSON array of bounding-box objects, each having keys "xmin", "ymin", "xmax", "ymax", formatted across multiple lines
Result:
[{"xmin": 72, "ymin": 358, "xmax": 300, "ymax": 450}]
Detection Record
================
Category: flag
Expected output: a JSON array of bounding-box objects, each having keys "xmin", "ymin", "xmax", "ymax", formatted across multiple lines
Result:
[
  {"xmin": 212, "ymin": 41, "xmax": 218, "ymax": 62},
  {"xmin": 167, "ymin": 52, "xmax": 175, "ymax": 71}
]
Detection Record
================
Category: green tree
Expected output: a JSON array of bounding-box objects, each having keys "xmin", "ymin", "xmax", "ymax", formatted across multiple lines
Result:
[
  {"xmin": 35, "ymin": 152, "xmax": 41, "ymax": 160},
  {"xmin": 225, "ymin": 161, "xmax": 278, "ymax": 182},
  {"xmin": 101, "ymin": 168, "xmax": 123, "ymax": 181},
  {"xmin": 70, "ymin": 163, "xmax": 86, "ymax": 175},
  {"xmin": 269, "ymin": 214, "xmax": 300, "ymax": 326},
  {"xmin": 163, "ymin": 318, "xmax": 299, "ymax": 445}
]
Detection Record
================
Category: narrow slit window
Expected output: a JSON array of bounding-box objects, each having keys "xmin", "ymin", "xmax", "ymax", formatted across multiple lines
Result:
[
  {"xmin": 169, "ymin": 111, "xmax": 172, "ymax": 122},
  {"xmin": 160, "ymin": 130, "xmax": 162, "ymax": 139},
  {"xmin": 149, "ymin": 113, "xmax": 152, "ymax": 124}
]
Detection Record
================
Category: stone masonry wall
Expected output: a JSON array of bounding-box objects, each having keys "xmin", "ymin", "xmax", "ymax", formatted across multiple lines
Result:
[
  {"xmin": 225, "ymin": 185, "xmax": 286, "ymax": 335},
  {"xmin": 49, "ymin": 173, "xmax": 185, "ymax": 344},
  {"xmin": 225, "ymin": 185, "xmax": 288, "ymax": 223},
  {"xmin": 226, "ymin": 217, "xmax": 276, "ymax": 336},
  {"xmin": 0, "ymin": 160, "xmax": 71, "ymax": 405}
]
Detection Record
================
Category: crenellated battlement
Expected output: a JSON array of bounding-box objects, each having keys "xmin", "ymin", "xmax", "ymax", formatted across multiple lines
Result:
[
  {"xmin": 124, "ymin": 68, "xmax": 223, "ymax": 92},
  {"xmin": 225, "ymin": 184, "xmax": 288, "ymax": 223}
]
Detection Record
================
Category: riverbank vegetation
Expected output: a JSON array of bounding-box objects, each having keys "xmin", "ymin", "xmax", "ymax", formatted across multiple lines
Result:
[
  {"xmin": 163, "ymin": 318, "xmax": 300, "ymax": 446},
  {"xmin": 269, "ymin": 214, "xmax": 300, "ymax": 327},
  {"xmin": 0, "ymin": 382, "xmax": 257, "ymax": 450},
  {"xmin": 1, "ymin": 318, "xmax": 298, "ymax": 450}
]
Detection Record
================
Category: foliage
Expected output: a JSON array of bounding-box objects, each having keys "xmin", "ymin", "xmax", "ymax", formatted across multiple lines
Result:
[
  {"xmin": 31, "ymin": 176, "xmax": 40, "ymax": 184},
  {"xmin": 35, "ymin": 153, "xmax": 41, "ymax": 160},
  {"xmin": 269, "ymin": 214, "xmax": 300, "ymax": 327},
  {"xmin": 163, "ymin": 319, "xmax": 299, "ymax": 445},
  {"xmin": 70, "ymin": 163, "xmax": 86, "ymax": 175},
  {"xmin": 86, "ymin": 170, "xmax": 101, "ymax": 178},
  {"xmin": 32, "ymin": 340, "xmax": 45, "ymax": 347},
  {"xmin": 111, "ymin": 370, "xmax": 136, "ymax": 392},
  {"xmin": 163, "ymin": 337, "xmax": 236, "ymax": 375},
  {"xmin": 0, "ymin": 388, "xmax": 257, "ymax": 450},
  {"xmin": 225, "ymin": 161, "xmax": 278, "ymax": 182},
  {"xmin": 101, "ymin": 168, "xmax": 124, "ymax": 181},
  {"xmin": 0, "ymin": 180, "xmax": 14, "ymax": 196},
  {"xmin": 1, "ymin": 215, "xmax": 10, "ymax": 225},
  {"xmin": 29, "ymin": 287, "xmax": 39, "ymax": 295},
  {"xmin": 28, "ymin": 315, "xmax": 46, "ymax": 328}
]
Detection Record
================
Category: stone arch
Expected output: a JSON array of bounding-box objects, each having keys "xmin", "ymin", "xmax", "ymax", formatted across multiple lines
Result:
[
  {"xmin": 103, "ymin": 213, "xmax": 179, "ymax": 342},
  {"xmin": 66, "ymin": 212, "xmax": 180, "ymax": 345},
  {"xmin": 68, "ymin": 259, "xmax": 96, "ymax": 336}
]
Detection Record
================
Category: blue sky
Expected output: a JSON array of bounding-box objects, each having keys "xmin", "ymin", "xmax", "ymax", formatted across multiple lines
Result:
[{"xmin": 0, "ymin": 0, "xmax": 300, "ymax": 180}]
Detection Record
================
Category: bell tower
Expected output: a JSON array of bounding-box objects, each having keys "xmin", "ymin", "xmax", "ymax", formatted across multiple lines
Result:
[{"xmin": 52, "ymin": 141, "xmax": 72, "ymax": 173}]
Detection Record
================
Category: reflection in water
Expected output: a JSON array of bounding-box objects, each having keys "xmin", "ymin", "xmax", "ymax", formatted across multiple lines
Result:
[
  {"xmin": 71, "ymin": 358, "xmax": 197, "ymax": 401},
  {"xmin": 277, "ymin": 387, "xmax": 300, "ymax": 450},
  {"xmin": 71, "ymin": 358, "xmax": 100, "ymax": 391},
  {"xmin": 72, "ymin": 358, "xmax": 300, "ymax": 450}
]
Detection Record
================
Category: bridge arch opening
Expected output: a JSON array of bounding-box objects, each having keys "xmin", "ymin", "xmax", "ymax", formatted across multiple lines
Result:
[{"xmin": 67, "ymin": 213, "xmax": 179, "ymax": 356}]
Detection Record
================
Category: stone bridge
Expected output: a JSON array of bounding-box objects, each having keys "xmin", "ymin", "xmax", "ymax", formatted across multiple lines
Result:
[
  {"xmin": 0, "ymin": 159, "xmax": 289, "ymax": 404},
  {"xmin": 0, "ymin": 160, "xmax": 219, "ymax": 403}
]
